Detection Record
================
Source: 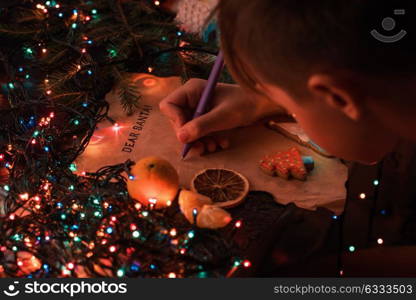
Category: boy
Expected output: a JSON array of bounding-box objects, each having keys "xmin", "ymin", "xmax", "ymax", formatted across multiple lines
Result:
[{"xmin": 161, "ymin": 0, "xmax": 416, "ymax": 275}]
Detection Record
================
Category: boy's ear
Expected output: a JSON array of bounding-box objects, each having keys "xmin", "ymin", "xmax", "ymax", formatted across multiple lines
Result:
[{"xmin": 307, "ymin": 74, "xmax": 362, "ymax": 121}]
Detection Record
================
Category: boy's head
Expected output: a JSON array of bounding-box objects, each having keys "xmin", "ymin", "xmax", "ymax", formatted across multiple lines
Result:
[{"xmin": 217, "ymin": 0, "xmax": 416, "ymax": 163}]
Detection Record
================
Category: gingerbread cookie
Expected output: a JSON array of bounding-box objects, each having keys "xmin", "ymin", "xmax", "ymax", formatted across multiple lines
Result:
[{"xmin": 259, "ymin": 147, "xmax": 312, "ymax": 181}]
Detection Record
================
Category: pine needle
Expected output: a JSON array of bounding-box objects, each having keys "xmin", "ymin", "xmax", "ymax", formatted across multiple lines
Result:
[{"xmin": 117, "ymin": 78, "xmax": 142, "ymax": 116}]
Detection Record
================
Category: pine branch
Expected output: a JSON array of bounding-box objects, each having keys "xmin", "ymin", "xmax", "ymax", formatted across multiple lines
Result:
[
  {"xmin": 14, "ymin": 7, "xmax": 45, "ymax": 23},
  {"xmin": 115, "ymin": 0, "xmax": 144, "ymax": 58},
  {"xmin": 118, "ymin": 80, "xmax": 142, "ymax": 116},
  {"xmin": 0, "ymin": 25, "xmax": 39, "ymax": 37},
  {"xmin": 111, "ymin": 67, "xmax": 141, "ymax": 115}
]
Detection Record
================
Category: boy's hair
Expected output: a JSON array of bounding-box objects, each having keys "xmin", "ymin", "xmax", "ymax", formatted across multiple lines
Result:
[{"xmin": 217, "ymin": 0, "xmax": 416, "ymax": 97}]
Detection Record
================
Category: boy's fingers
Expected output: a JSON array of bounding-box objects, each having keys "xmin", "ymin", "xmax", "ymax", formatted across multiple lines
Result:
[
  {"xmin": 177, "ymin": 109, "xmax": 228, "ymax": 143},
  {"xmin": 214, "ymin": 136, "xmax": 230, "ymax": 150},
  {"xmin": 160, "ymin": 79, "xmax": 206, "ymax": 131},
  {"xmin": 194, "ymin": 136, "xmax": 229, "ymax": 154},
  {"xmin": 189, "ymin": 141, "xmax": 205, "ymax": 157},
  {"xmin": 160, "ymin": 101, "xmax": 187, "ymax": 130},
  {"xmin": 160, "ymin": 78, "xmax": 205, "ymax": 110},
  {"xmin": 159, "ymin": 99, "xmax": 187, "ymax": 129},
  {"xmin": 200, "ymin": 137, "xmax": 217, "ymax": 153}
]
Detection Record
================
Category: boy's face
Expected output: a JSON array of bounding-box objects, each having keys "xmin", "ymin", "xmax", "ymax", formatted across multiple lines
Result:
[{"xmin": 260, "ymin": 80, "xmax": 399, "ymax": 163}]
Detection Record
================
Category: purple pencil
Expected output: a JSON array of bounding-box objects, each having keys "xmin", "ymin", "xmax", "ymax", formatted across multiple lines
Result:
[{"xmin": 181, "ymin": 51, "xmax": 225, "ymax": 160}]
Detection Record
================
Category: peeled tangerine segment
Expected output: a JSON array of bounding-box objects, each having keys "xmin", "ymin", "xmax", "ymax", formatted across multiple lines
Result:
[
  {"xmin": 197, "ymin": 205, "xmax": 232, "ymax": 229},
  {"xmin": 179, "ymin": 189, "xmax": 212, "ymax": 222},
  {"xmin": 178, "ymin": 190, "xmax": 231, "ymax": 229}
]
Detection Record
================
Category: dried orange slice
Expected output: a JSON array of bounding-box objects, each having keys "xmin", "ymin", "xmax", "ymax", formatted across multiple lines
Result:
[{"xmin": 191, "ymin": 168, "xmax": 249, "ymax": 208}]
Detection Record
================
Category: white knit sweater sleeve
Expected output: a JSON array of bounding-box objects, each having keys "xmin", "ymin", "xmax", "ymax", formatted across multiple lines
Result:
[{"xmin": 175, "ymin": 0, "xmax": 219, "ymax": 35}]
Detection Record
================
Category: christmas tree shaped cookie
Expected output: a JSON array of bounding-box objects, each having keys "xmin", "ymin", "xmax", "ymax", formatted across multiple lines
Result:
[{"xmin": 259, "ymin": 147, "xmax": 312, "ymax": 181}]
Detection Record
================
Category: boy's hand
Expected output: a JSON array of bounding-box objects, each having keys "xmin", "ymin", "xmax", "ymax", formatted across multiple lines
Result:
[{"xmin": 160, "ymin": 78, "xmax": 284, "ymax": 155}]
